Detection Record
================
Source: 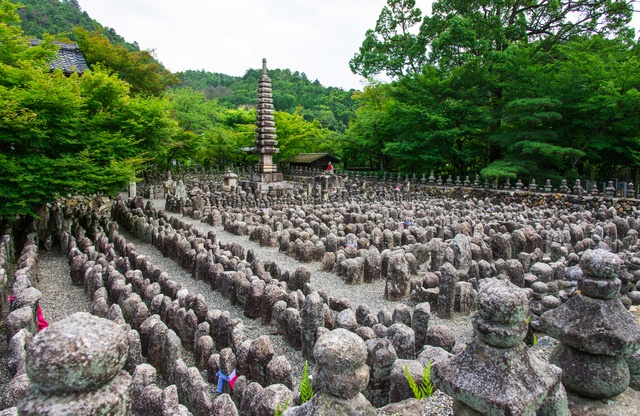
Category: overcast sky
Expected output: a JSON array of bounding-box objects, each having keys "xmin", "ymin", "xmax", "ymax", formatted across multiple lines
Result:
[
  {"xmin": 77, "ymin": 0, "xmax": 433, "ymax": 90},
  {"xmin": 77, "ymin": 1, "xmax": 639, "ymax": 91}
]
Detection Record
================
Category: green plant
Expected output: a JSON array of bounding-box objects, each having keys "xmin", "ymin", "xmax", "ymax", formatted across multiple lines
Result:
[
  {"xmin": 274, "ymin": 398, "xmax": 289, "ymax": 416},
  {"xmin": 299, "ymin": 360, "xmax": 314, "ymax": 404},
  {"xmin": 404, "ymin": 360, "xmax": 434, "ymax": 399}
]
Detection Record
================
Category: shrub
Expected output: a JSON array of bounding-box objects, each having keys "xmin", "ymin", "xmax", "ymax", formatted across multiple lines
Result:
[{"xmin": 404, "ymin": 360, "xmax": 434, "ymax": 399}]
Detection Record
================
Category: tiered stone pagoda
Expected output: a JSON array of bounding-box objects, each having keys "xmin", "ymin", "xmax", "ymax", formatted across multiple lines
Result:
[{"xmin": 251, "ymin": 58, "xmax": 283, "ymax": 184}]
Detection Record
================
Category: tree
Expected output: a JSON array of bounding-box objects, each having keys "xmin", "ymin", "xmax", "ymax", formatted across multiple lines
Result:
[
  {"xmin": 384, "ymin": 63, "xmax": 491, "ymax": 174},
  {"xmin": 274, "ymin": 108, "xmax": 329, "ymax": 163},
  {"xmin": 343, "ymin": 82, "xmax": 395, "ymax": 170},
  {"xmin": 74, "ymin": 26, "xmax": 179, "ymax": 96},
  {"xmin": 350, "ymin": 0, "xmax": 427, "ymax": 79},
  {"xmin": 483, "ymin": 36, "xmax": 640, "ymax": 181},
  {"xmin": 11, "ymin": 0, "xmax": 138, "ymax": 50},
  {"xmin": 422, "ymin": 0, "xmax": 635, "ymax": 69},
  {"xmin": 0, "ymin": 0, "xmax": 176, "ymax": 217}
]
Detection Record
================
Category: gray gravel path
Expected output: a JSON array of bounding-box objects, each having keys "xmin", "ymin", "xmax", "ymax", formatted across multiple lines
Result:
[
  {"xmin": 117, "ymin": 226, "xmax": 307, "ymax": 381},
  {"xmin": 37, "ymin": 248, "xmax": 88, "ymax": 323},
  {"xmin": 156, "ymin": 201, "xmax": 474, "ymax": 346}
]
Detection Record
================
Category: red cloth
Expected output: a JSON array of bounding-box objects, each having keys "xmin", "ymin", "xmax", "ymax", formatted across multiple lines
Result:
[{"xmin": 37, "ymin": 305, "xmax": 49, "ymax": 331}]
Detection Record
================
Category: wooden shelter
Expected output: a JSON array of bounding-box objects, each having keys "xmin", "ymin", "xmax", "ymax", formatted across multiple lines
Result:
[{"xmin": 286, "ymin": 153, "xmax": 340, "ymax": 170}]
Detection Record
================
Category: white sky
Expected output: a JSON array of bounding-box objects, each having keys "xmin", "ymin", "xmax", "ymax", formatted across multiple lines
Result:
[
  {"xmin": 77, "ymin": 1, "xmax": 639, "ymax": 91},
  {"xmin": 77, "ymin": 0, "xmax": 434, "ymax": 90}
]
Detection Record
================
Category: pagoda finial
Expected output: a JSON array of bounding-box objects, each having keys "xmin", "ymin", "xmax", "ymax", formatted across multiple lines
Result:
[{"xmin": 262, "ymin": 58, "xmax": 267, "ymax": 74}]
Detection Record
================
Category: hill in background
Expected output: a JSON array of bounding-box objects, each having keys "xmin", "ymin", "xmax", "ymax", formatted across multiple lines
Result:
[{"xmin": 14, "ymin": 0, "xmax": 356, "ymax": 132}]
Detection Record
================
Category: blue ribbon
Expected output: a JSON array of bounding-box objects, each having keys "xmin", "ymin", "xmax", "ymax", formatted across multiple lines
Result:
[{"xmin": 216, "ymin": 369, "xmax": 236, "ymax": 393}]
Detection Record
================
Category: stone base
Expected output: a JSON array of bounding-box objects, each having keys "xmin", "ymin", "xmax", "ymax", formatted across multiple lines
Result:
[
  {"xmin": 283, "ymin": 392, "xmax": 375, "ymax": 416},
  {"xmin": 250, "ymin": 172, "xmax": 283, "ymax": 183},
  {"xmin": 17, "ymin": 370, "xmax": 132, "ymax": 416},
  {"xmin": 247, "ymin": 180, "xmax": 294, "ymax": 193},
  {"xmin": 568, "ymin": 388, "xmax": 640, "ymax": 416}
]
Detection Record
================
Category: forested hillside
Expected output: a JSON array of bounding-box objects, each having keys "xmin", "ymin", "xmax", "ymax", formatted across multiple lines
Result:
[
  {"xmin": 12, "ymin": 0, "xmax": 138, "ymax": 50},
  {"xmin": 180, "ymin": 68, "xmax": 356, "ymax": 132},
  {"xmin": 1, "ymin": 0, "xmax": 342, "ymax": 217}
]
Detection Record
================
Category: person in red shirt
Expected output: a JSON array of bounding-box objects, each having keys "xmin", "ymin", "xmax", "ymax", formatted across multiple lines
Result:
[{"xmin": 327, "ymin": 161, "xmax": 333, "ymax": 174}]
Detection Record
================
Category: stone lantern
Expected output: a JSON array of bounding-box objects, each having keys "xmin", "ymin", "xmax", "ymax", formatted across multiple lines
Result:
[{"xmin": 222, "ymin": 169, "xmax": 238, "ymax": 193}]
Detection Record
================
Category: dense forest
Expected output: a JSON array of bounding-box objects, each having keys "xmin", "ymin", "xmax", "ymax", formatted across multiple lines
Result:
[
  {"xmin": 15, "ymin": 0, "xmax": 138, "ymax": 50},
  {"xmin": 347, "ymin": 0, "xmax": 640, "ymax": 182},
  {"xmin": 1, "ymin": 0, "xmax": 639, "ymax": 218}
]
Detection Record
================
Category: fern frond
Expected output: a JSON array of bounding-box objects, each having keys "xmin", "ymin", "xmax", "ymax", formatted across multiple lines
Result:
[
  {"xmin": 404, "ymin": 365, "xmax": 421, "ymax": 398},
  {"xmin": 274, "ymin": 398, "xmax": 289, "ymax": 416},
  {"xmin": 299, "ymin": 360, "xmax": 314, "ymax": 404},
  {"xmin": 404, "ymin": 360, "xmax": 435, "ymax": 400}
]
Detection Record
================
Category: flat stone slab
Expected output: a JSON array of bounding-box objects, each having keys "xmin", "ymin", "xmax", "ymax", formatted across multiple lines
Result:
[
  {"xmin": 538, "ymin": 295, "xmax": 640, "ymax": 356},
  {"xmin": 568, "ymin": 388, "xmax": 640, "ymax": 416},
  {"xmin": 432, "ymin": 340, "xmax": 562, "ymax": 415}
]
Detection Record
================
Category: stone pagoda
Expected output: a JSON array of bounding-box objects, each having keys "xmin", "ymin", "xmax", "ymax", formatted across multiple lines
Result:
[{"xmin": 251, "ymin": 58, "xmax": 283, "ymax": 184}]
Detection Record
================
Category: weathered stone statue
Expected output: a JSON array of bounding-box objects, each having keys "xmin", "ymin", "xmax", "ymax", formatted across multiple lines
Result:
[
  {"xmin": 284, "ymin": 328, "xmax": 375, "ymax": 416},
  {"xmin": 432, "ymin": 278, "xmax": 568, "ymax": 415},
  {"xmin": 18, "ymin": 313, "xmax": 132, "ymax": 415},
  {"xmin": 222, "ymin": 169, "xmax": 238, "ymax": 193},
  {"xmin": 539, "ymin": 249, "xmax": 640, "ymax": 413}
]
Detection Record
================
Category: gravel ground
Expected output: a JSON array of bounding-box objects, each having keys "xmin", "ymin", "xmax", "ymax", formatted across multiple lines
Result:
[
  {"xmin": 152, "ymin": 201, "xmax": 471, "ymax": 415},
  {"xmin": 117, "ymin": 226, "xmax": 306, "ymax": 381},
  {"xmin": 37, "ymin": 248, "xmax": 89, "ymax": 323},
  {"xmin": 159, "ymin": 203, "xmax": 474, "ymax": 347}
]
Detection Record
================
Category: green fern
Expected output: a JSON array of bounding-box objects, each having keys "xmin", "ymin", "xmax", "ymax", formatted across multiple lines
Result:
[
  {"xmin": 299, "ymin": 360, "xmax": 314, "ymax": 404},
  {"xmin": 532, "ymin": 333, "xmax": 538, "ymax": 346},
  {"xmin": 274, "ymin": 398, "xmax": 289, "ymax": 416},
  {"xmin": 404, "ymin": 360, "xmax": 435, "ymax": 399}
]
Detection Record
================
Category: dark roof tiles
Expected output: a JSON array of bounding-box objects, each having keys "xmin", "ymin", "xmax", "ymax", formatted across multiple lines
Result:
[{"xmin": 30, "ymin": 39, "xmax": 89, "ymax": 75}]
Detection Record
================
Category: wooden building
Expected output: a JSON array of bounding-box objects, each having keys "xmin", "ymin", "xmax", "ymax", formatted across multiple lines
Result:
[{"xmin": 286, "ymin": 153, "xmax": 340, "ymax": 170}]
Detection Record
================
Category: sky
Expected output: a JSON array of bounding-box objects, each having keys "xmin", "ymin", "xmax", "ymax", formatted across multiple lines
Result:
[
  {"xmin": 77, "ymin": 0, "xmax": 434, "ymax": 91},
  {"xmin": 77, "ymin": 1, "xmax": 639, "ymax": 91}
]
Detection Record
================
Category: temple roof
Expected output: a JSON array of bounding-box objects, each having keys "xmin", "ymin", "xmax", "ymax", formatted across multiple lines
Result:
[
  {"xmin": 31, "ymin": 40, "xmax": 89, "ymax": 75},
  {"xmin": 287, "ymin": 153, "xmax": 340, "ymax": 164}
]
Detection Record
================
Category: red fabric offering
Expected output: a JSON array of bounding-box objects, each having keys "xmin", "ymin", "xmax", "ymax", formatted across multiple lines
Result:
[{"xmin": 37, "ymin": 305, "xmax": 49, "ymax": 331}]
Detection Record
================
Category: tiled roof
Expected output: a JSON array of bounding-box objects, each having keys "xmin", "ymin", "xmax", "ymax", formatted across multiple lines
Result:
[
  {"xmin": 30, "ymin": 40, "xmax": 89, "ymax": 75},
  {"xmin": 51, "ymin": 42, "xmax": 89, "ymax": 75}
]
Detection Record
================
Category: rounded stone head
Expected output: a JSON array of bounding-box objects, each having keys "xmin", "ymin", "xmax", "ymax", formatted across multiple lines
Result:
[
  {"xmin": 474, "ymin": 278, "xmax": 529, "ymax": 348},
  {"xmin": 25, "ymin": 312, "xmax": 128, "ymax": 394},
  {"xmin": 579, "ymin": 249, "xmax": 622, "ymax": 280},
  {"xmin": 579, "ymin": 249, "xmax": 624, "ymax": 299},
  {"xmin": 313, "ymin": 328, "xmax": 369, "ymax": 399}
]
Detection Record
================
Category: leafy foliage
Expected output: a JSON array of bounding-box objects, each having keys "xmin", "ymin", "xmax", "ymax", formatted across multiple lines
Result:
[
  {"xmin": 74, "ymin": 27, "xmax": 179, "ymax": 96},
  {"xmin": 404, "ymin": 361, "xmax": 435, "ymax": 399},
  {"xmin": 0, "ymin": 0, "xmax": 176, "ymax": 217},
  {"xmin": 348, "ymin": 0, "xmax": 640, "ymax": 182},
  {"xmin": 350, "ymin": 0, "xmax": 427, "ymax": 79},
  {"xmin": 299, "ymin": 360, "xmax": 314, "ymax": 404},
  {"xmin": 179, "ymin": 68, "xmax": 357, "ymax": 133}
]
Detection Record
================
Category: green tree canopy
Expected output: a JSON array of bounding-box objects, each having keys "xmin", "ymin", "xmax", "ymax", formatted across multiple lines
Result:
[
  {"xmin": 74, "ymin": 26, "xmax": 179, "ymax": 96},
  {"xmin": 0, "ymin": 0, "xmax": 176, "ymax": 217}
]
